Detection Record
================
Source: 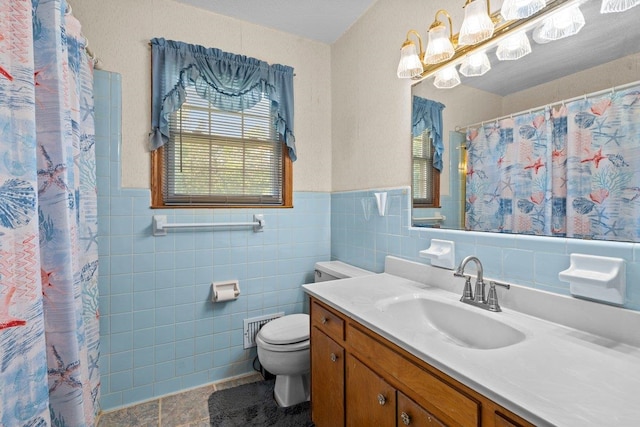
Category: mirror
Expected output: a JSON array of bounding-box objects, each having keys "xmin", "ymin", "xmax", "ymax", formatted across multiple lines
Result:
[{"xmin": 411, "ymin": 0, "xmax": 640, "ymax": 241}]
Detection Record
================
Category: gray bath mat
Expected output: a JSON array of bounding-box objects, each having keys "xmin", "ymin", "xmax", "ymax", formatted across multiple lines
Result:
[{"xmin": 208, "ymin": 379, "xmax": 313, "ymax": 426}]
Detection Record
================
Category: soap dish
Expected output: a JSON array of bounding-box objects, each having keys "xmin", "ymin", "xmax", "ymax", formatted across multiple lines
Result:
[
  {"xmin": 419, "ymin": 239, "xmax": 455, "ymax": 270},
  {"xmin": 558, "ymin": 253, "xmax": 625, "ymax": 305}
]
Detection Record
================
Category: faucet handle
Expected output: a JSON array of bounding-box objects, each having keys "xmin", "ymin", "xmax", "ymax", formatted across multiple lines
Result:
[
  {"xmin": 487, "ymin": 281, "xmax": 510, "ymax": 312},
  {"xmin": 490, "ymin": 280, "xmax": 510, "ymax": 290}
]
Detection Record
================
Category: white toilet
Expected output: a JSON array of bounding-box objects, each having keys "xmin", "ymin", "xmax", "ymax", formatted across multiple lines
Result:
[{"xmin": 256, "ymin": 261, "xmax": 373, "ymax": 407}]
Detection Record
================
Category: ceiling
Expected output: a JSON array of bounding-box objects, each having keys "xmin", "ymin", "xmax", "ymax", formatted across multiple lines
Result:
[{"xmin": 173, "ymin": 0, "xmax": 379, "ymax": 44}]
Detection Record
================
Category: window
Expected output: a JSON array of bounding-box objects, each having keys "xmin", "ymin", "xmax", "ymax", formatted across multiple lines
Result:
[
  {"xmin": 149, "ymin": 38, "xmax": 295, "ymax": 209},
  {"xmin": 412, "ymin": 129, "xmax": 440, "ymax": 208},
  {"xmin": 152, "ymin": 86, "xmax": 291, "ymax": 208}
]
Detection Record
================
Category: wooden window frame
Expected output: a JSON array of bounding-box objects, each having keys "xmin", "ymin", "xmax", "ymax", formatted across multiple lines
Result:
[
  {"xmin": 412, "ymin": 132, "xmax": 441, "ymax": 209},
  {"xmin": 151, "ymin": 144, "xmax": 293, "ymax": 209}
]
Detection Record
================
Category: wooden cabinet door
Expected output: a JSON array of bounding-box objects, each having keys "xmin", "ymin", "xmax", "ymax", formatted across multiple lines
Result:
[
  {"xmin": 346, "ymin": 353, "xmax": 396, "ymax": 427},
  {"xmin": 398, "ymin": 391, "xmax": 447, "ymax": 427},
  {"xmin": 311, "ymin": 326, "xmax": 345, "ymax": 427}
]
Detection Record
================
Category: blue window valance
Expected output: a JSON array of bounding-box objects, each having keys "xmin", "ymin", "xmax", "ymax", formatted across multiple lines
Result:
[
  {"xmin": 149, "ymin": 38, "xmax": 297, "ymax": 161},
  {"xmin": 412, "ymin": 96, "xmax": 445, "ymax": 171}
]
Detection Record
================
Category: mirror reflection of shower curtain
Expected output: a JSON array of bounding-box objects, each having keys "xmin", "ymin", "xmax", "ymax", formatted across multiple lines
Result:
[
  {"xmin": 465, "ymin": 84, "xmax": 640, "ymax": 242},
  {"xmin": 465, "ymin": 109, "xmax": 554, "ymax": 235}
]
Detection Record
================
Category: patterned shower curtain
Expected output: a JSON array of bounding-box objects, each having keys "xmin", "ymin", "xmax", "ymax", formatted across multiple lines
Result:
[
  {"xmin": 0, "ymin": 0, "xmax": 100, "ymax": 425},
  {"xmin": 465, "ymin": 85, "xmax": 640, "ymax": 242}
]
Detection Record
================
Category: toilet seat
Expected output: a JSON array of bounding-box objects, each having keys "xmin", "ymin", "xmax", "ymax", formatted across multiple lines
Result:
[
  {"xmin": 256, "ymin": 335, "xmax": 309, "ymax": 352},
  {"xmin": 256, "ymin": 313, "xmax": 310, "ymax": 352}
]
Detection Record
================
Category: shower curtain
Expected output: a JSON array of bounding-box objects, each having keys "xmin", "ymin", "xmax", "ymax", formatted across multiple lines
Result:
[
  {"xmin": 465, "ymin": 85, "xmax": 640, "ymax": 241},
  {"xmin": 0, "ymin": 1, "xmax": 100, "ymax": 425}
]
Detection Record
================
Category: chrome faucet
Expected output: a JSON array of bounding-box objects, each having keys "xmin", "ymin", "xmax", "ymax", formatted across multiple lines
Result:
[{"xmin": 453, "ymin": 256, "xmax": 510, "ymax": 312}]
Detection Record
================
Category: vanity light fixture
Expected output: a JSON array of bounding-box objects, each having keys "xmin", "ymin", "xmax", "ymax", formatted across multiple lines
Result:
[
  {"xmin": 424, "ymin": 10, "xmax": 456, "ymax": 64},
  {"xmin": 496, "ymin": 31, "xmax": 532, "ymax": 60},
  {"xmin": 397, "ymin": 0, "xmax": 638, "ymax": 88},
  {"xmin": 501, "ymin": 0, "xmax": 547, "ymax": 19},
  {"xmin": 600, "ymin": 0, "xmax": 639, "ymax": 12},
  {"xmin": 532, "ymin": 4, "xmax": 585, "ymax": 43},
  {"xmin": 459, "ymin": 0, "xmax": 496, "ymax": 45},
  {"xmin": 459, "ymin": 51, "xmax": 492, "ymax": 76},
  {"xmin": 396, "ymin": 0, "xmax": 574, "ymax": 82},
  {"xmin": 434, "ymin": 66, "xmax": 462, "ymax": 89}
]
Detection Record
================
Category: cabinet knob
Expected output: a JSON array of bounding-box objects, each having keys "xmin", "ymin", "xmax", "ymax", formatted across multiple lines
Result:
[
  {"xmin": 401, "ymin": 411, "xmax": 411, "ymax": 425},
  {"xmin": 330, "ymin": 353, "xmax": 337, "ymax": 362},
  {"xmin": 377, "ymin": 393, "xmax": 386, "ymax": 406},
  {"xmin": 321, "ymin": 317, "xmax": 328, "ymax": 325}
]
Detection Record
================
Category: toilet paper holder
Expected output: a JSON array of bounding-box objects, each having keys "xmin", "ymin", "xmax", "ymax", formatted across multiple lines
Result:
[{"xmin": 212, "ymin": 280, "xmax": 241, "ymax": 302}]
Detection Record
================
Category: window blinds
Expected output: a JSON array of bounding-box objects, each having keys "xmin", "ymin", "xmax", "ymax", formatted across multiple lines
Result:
[
  {"xmin": 163, "ymin": 86, "xmax": 283, "ymax": 206},
  {"xmin": 413, "ymin": 130, "xmax": 435, "ymax": 205}
]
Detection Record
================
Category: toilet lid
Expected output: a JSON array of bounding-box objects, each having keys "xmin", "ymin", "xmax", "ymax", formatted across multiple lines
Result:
[{"xmin": 258, "ymin": 314, "xmax": 309, "ymax": 345}]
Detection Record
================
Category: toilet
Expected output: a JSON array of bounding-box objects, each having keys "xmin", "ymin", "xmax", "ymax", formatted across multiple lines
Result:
[{"xmin": 256, "ymin": 261, "xmax": 373, "ymax": 407}]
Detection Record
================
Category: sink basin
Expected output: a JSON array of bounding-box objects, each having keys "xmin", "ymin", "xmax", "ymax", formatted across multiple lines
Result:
[{"xmin": 376, "ymin": 295, "xmax": 526, "ymax": 350}]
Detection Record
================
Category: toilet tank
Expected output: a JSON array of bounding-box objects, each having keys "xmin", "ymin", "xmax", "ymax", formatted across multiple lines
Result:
[{"xmin": 314, "ymin": 261, "xmax": 374, "ymax": 282}]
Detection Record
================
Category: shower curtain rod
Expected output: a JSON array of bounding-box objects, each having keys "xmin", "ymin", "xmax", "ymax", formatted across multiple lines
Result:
[
  {"xmin": 455, "ymin": 78, "xmax": 640, "ymax": 133},
  {"xmin": 67, "ymin": 2, "xmax": 100, "ymax": 67}
]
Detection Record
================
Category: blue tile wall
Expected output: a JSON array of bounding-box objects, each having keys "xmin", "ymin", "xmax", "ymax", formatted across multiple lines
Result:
[
  {"xmin": 94, "ymin": 71, "xmax": 330, "ymax": 410},
  {"xmin": 331, "ymin": 187, "xmax": 640, "ymax": 312}
]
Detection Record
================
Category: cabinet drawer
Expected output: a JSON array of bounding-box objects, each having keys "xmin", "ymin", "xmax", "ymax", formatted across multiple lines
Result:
[
  {"xmin": 312, "ymin": 300, "xmax": 345, "ymax": 341},
  {"xmin": 398, "ymin": 392, "xmax": 446, "ymax": 427},
  {"xmin": 495, "ymin": 412, "xmax": 529, "ymax": 427},
  {"xmin": 347, "ymin": 323, "xmax": 480, "ymax": 427}
]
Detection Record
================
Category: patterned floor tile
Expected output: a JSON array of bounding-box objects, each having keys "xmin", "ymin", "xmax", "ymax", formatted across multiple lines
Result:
[
  {"xmin": 97, "ymin": 373, "xmax": 265, "ymax": 426},
  {"xmin": 160, "ymin": 384, "xmax": 216, "ymax": 426},
  {"xmin": 98, "ymin": 400, "xmax": 159, "ymax": 427}
]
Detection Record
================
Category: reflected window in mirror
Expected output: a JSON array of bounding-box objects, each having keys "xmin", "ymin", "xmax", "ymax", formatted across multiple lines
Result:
[
  {"xmin": 411, "ymin": 96, "xmax": 445, "ymax": 208},
  {"xmin": 412, "ymin": 129, "xmax": 440, "ymax": 208}
]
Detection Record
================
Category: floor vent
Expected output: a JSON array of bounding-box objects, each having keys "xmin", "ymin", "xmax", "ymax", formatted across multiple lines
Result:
[{"xmin": 243, "ymin": 312, "xmax": 285, "ymax": 349}]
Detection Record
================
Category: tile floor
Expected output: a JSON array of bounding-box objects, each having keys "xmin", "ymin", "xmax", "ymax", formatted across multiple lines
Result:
[{"xmin": 97, "ymin": 373, "xmax": 263, "ymax": 426}]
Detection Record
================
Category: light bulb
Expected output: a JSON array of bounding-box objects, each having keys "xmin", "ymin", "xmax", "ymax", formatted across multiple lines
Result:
[
  {"xmin": 460, "ymin": 52, "xmax": 491, "ymax": 77},
  {"xmin": 533, "ymin": 5, "xmax": 585, "ymax": 43},
  {"xmin": 501, "ymin": 0, "xmax": 547, "ymax": 20},
  {"xmin": 434, "ymin": 66, "xmax": 461, "ymax": 89},
  {"xmin": 459, "ymin": 0, "xmax": 495, "ymax": 46},
  {"xmin": 425, "ymin": 24, "xmax": 455, "ymax": 64},
  {"xmin": 600, "ymin": 0, "xmax": 639, "ymax": 13},
  {"xmin": 496, "ymin": 32, "xmax": 532, "ymax": 61}
]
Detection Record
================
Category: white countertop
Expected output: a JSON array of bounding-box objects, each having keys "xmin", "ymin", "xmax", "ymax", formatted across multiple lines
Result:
[{"xmin": 303, "ymin": 257, "xmax": 640, "ymax": 427}]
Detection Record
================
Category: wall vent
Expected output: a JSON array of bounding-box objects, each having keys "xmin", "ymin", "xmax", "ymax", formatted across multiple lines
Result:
[{"xmin": 243, "ymin": 312, "xmax": 284, "ymax": 349}]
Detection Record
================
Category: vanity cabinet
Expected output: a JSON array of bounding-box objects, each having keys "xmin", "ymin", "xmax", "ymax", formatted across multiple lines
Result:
[{"xmin": 309, "ymin": 298, "xmax": 535, "ymax": 427}]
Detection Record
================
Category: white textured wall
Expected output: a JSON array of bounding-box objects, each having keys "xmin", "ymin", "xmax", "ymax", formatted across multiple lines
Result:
[{"xmin": 72, "ymin": 0, "xmax": 332, "ymax": 191}]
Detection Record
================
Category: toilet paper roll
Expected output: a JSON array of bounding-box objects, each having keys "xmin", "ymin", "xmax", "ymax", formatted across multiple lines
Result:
[{"xmin": 215, "ymin": 288, "xmax": 238, "ymax": 302}]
